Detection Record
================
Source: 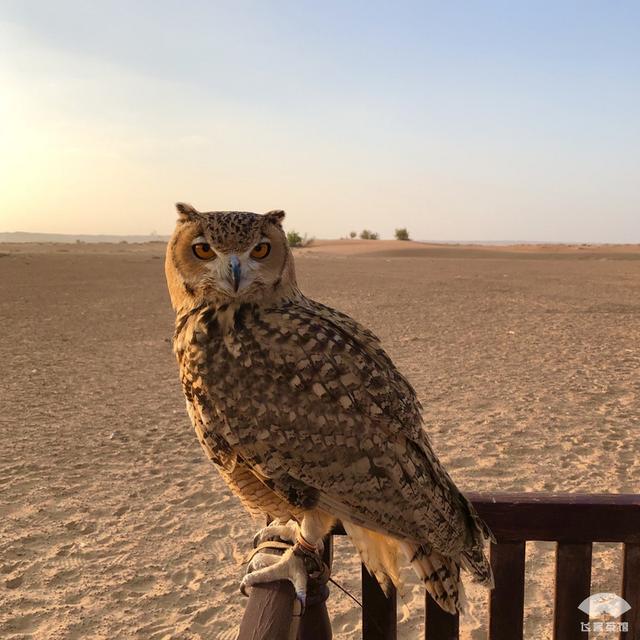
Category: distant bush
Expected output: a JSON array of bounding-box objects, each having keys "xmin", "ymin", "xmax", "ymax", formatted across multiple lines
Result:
[
  {"xmin": 395, "ymin": 228, "xmax": 410, "ymax": 241},
  {"xmin": 287, "ymin": 230, "xmax": 313, "ymax": 247},
  {"xmin": 349, "ymin": 231, "xmax": 357, "ymax": 238},
  {"xmin": 360, "ymin": 229, "xmax": 379, "ymax": 240}
]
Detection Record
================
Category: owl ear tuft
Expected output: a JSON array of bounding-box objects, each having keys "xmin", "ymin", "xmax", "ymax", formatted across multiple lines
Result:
[
  {"xmin": 265, "ymin": 209, "xmax": 286, "ymax": 226},
  {"xmin": 175, "ymin": 202, "xmax": 199, "ymax": 222}
]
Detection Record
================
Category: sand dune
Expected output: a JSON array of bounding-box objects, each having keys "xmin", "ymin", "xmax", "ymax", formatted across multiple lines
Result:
[
  {"xmin": 297, "ymin": 238, "xmax": 640, "ymax": 259},
  {"xmin": 1, "ymin": 241, "xmax": 638, "ymax": 639}
]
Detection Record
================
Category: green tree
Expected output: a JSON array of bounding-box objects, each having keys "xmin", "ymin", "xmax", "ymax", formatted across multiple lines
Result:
[{"xmin": 395, "ymin": 228, "xmax": 410, "ymax": 241}]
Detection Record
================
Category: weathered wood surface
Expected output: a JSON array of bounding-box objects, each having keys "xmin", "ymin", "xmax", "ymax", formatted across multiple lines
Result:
[
  {"xmin": 362, "ymin": 564, "xmax": 396, "ymax": 640},
  {"xmin": 621, "ymin": 542, "xmax": 640, "ymax": 640},
  {"xmin": 424, "ymin": 592, "xmax": 459, "ymax": 640},
  {"xmin": 237, "ymin": 581, "xmax": 301, "ymax": 640},
  {"xmin": 469, "ymin": 492, "xmax": 640, "ymax": 543},
  {"xmin": 298, "ymin": 598, "xmax": 333, "ymax": 640},
  {"xmin": 489, "ymin": 541, "xmax": 526, "ymax": 640},
  {"xmin": 237, "ymin": 578, "xmax": 333, "ymax": 640},
  {"xmin": 553, "ymin": 542, "xmax": 592, "ymax": 640}
]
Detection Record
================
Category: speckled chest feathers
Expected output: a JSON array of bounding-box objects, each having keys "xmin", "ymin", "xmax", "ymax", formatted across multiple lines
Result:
[{"xmin": 173, "ymin": 295, "xmax": 422, "ymax": 514}]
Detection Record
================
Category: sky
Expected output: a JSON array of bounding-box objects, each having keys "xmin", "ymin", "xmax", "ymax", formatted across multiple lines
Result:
[{"xmin": 0, "ymin": 1, "xmax": 639, "ymax": 242}]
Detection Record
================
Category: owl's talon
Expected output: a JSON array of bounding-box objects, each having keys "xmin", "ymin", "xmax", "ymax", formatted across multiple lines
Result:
[
  {"xmin": 241, "ymin": 520, "xmax": 328, "ymax": 614},
  {"xmin": 252, "ymin": 520, "xmax": 299, "ymax": 548},
  {"xmin": 241, "ymin": 546, "xmax": 311, "ymax": 611}
]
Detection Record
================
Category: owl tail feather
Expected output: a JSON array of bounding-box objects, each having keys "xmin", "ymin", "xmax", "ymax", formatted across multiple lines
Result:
[
  {"xmin": 342, "ymin": 521, "xmax": 464, "ymax": 615},
  {"xmin": 342, "ymin": 520, "xmax": 404, "ymax": 597},
  {"xmin": 461, "ymin": 544, "xmax": 494, "ymax": 588},
  {"xmin": 404, "ymin": 543, "xmax": 465, "ymax": 614},
  {"xmin": 459, "ymin": 493, "xmax": 495, "ymax": 588}
]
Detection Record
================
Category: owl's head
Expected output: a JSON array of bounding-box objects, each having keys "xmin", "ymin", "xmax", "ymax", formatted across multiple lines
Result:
[{"xmin": 165, "ymin": 203, "xmax": 297, "ymax": 311}]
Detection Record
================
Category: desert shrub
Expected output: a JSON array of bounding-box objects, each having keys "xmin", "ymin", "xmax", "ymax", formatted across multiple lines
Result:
[
  {"xmin": 287, "ymin": 231, "xmax": 313, "ymax": 247},
  {"xmin": 349, "ymin": 231, "xmax": 357, "ymax": 238},
  {"xmin": 395, "ymin": 228, "xmax": 410, "ymax": 241},
  {"xmin": 360, "ymin": 229, "xmax": 379, "ymax": 240}
]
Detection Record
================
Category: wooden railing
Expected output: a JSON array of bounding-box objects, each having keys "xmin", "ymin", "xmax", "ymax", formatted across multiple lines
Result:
[
  {"xmin": 347, "ymin": 493, "xmax": 640, "ymax": 640},
  {"xmin": 238, "ymin": 493, "xmax": 640, "ymax": 640}
]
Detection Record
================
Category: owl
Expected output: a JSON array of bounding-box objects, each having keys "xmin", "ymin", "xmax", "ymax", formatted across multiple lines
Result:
[{"xmin": 165, "ymin": 203, "xmax": 493, "ymax": 613}]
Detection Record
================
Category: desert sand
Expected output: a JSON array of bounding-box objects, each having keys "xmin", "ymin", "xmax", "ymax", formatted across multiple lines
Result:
[{"xmin": 1, "ymin": 239, "xmax": 639, "ymax": 639}]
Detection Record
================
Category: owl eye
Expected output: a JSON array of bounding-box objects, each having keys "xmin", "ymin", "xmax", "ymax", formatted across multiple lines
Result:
[
  {"xmin": 250, "ymin": 242, "xmax": 271, "ymax": 260},
  {"xmin": 192, "ymin": 242, "xmax": 216, "ymax": 260}
]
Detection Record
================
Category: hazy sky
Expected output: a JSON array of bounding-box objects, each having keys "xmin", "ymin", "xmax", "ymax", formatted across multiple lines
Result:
[{"xmin": 1, "ymin": 1, "xmax": 639, "ymax": 241}]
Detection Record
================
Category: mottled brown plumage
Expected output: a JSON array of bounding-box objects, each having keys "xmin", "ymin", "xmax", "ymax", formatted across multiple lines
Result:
[{"xmin": 165, "ymin": 203, "xmax": 494, "ymax": 612}]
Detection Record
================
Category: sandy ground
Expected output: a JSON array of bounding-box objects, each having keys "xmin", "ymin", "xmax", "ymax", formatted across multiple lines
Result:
[{"xmin": 1, "ymin": 240, "xmax": 639, "ymax": 639}]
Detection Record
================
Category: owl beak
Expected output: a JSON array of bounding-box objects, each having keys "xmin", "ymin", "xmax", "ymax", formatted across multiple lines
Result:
[{"xmin": 229, "ymin": 255, "xmax": 242, "ymax": 293}]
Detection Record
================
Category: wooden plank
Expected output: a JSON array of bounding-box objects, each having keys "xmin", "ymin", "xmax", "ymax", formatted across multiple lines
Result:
[
  {"xmin": 332, "ymin": 494, "xmax": 640, "ymax": 543},
  {"xmin": 553, "ymin": 542, "xmax": 592, "ymax": 640},
  {"xmin": 621, "ymin": 542, "xmax": 640, "ymax": 640},
  {"xmin": 489, "ymin": 541, "xmax": 526, "ymax": 640},
  {"xmin": 469, "ymin": 493, "xmax": 640, "ymax": 543},
  {"xmin": 298, "ymin": 599, "xmax": 332, "ymax": 640},
  {"xmin": 424, "ymin": 591, "xmax": 459, "ymax": 640},
  {"xmin": 299, "ymin": 535, "xmax": 333, "ymax": 640},
  {"xmin": 237, "ymin": 581, "xmax": 298, "ymax": 640},
  {"xmin": 362, "ymin": 563, "xmax": 397, "ymax": 640}
]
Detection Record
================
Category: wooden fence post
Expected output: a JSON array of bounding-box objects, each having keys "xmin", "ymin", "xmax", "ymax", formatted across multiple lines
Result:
[
  {"xmin": 238, "ymin": 535, "xmax": 333, "ymax": 640},
  {"xmin": 237, "ymin": 581, "xmax": 301, "ymax": 640},
  {"xmin": 362, "ymin": 564, "xmax": 396, "ymax": 639}
]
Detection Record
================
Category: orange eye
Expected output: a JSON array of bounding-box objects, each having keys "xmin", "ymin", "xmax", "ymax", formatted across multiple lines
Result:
[
  {"xmin": 192, "ymin": 242, "xmax": 216, "ymax": 260},
  {"xmin": 250, "ymin": 242, "xmax": 271, "ymax": 259}
]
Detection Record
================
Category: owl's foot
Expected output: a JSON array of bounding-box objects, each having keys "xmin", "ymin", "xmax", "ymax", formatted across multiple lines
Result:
[
  {"xmin": 251, "ymin": 520, "xmax": 302, "ymax": 550},
  {"xmin": 240, "ymin": 520, "xmax": 327, "ymax": 611}
]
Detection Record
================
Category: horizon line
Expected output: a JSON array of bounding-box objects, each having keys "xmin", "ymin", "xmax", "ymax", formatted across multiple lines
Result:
[{"xmin": 1, "ymin": 231, "xmax": 639, "ymax": 246}]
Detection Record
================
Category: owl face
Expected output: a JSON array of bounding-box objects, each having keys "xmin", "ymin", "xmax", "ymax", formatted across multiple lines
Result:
[{"xmin": 165, "ymin": 203, "xmax": 296, "ymax": 311}]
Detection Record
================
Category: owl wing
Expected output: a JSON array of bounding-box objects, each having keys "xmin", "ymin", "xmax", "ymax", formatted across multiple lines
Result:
[{"xmin": 197, "ymin": 298, "xmax": 481, "ymax": 556}]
